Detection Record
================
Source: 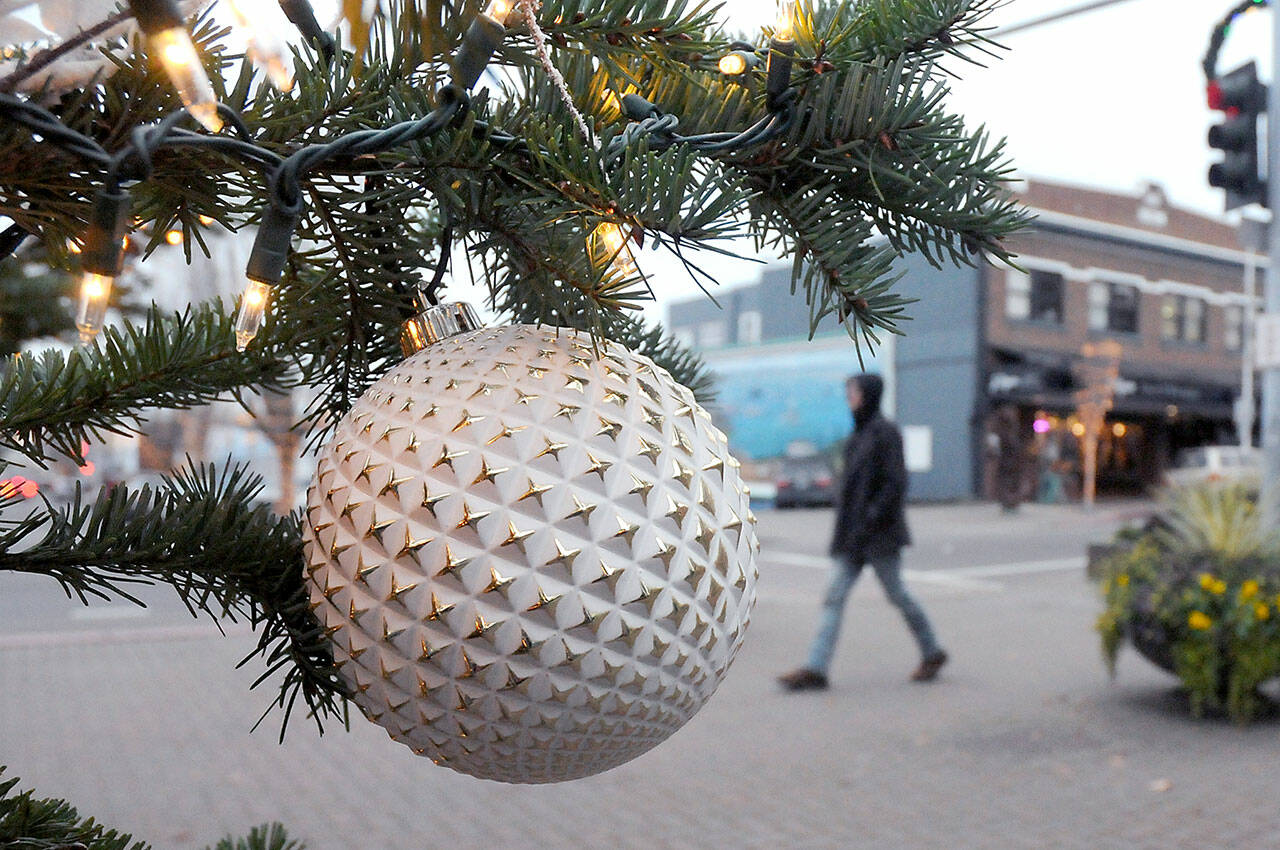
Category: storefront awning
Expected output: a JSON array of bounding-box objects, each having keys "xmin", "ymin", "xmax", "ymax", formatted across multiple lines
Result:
[{"xmin": 986, "ymin": 347, "xmax": 1237, "ymax": 419}]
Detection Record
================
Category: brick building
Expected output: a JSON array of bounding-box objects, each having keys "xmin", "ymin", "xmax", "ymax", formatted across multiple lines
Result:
[
  {"xmin": 669, "ymin": 178, "xmax": 1257, "ymax": 502},
  {"xmin": 968, "ymin": 180, "xmax": 1255, "ymax": 501}
]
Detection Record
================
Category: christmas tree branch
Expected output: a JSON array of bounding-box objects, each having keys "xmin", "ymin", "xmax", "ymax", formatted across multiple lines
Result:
[
  {"xmin": 0, "ymin": 766, "xmax": 305, "ymax": 850},
  {"xmin": 0, "ymin": 461, "xmax": 347, "ymax": 734},
  {"xmin": 0, "ymin": 0, "xmax": 1026, "ymax": 378},
  {"xmin": 0, "ymin": 304, "xmax": 290, "ymax": 467}
]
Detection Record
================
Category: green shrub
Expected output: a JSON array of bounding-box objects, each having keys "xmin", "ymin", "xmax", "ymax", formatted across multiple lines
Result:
[{"xmin": 1097, "ymin": 482, "xmax": 1280, "ymax": 722}]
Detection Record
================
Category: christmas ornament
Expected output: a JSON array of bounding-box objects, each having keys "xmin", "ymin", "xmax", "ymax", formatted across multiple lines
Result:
[{"xmin": 302, "ymin": 304, "xmax": 758, "ymax": 783}]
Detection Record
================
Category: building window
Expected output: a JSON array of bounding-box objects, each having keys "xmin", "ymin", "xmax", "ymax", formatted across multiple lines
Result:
[
  {"xmin": 1006, "ymin": 270, "xmax": 1030, "ymax": 320},
  {"xmin": 1225, "ymin": 305, "xmax": 1245, "ymax": 352},
  {"xmin": 1162, "ymin": 294, "xmax": 1207, "ymax": 345},
  {"xmin": 1005, "ymin": 269, "xmax": 1063, "ymax": 324},
  {"xmin": 1087, "ymin": 283, "xmax": 1108, "ymax": 331},
  {"xmin": 737, "ymin": 310, "xmax": 762, "ymax": 345},
  {"xmin": 1090, "ymin": 282, "xmax": 1139, "ymax": 334},
  {"xmin": 698, "ymin": 320, "xmax": 727, "ymax": 349}
]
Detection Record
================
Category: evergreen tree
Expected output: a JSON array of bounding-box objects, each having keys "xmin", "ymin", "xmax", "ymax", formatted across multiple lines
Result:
[{"xmin": 0, "ymin": 0, "xmax": 1027, "ymax": 843}]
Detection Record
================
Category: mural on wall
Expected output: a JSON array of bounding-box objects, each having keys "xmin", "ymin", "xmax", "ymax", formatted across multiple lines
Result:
[{"xmin": 703, "ymin": 339, "xmax": 890, "ymax": 461}]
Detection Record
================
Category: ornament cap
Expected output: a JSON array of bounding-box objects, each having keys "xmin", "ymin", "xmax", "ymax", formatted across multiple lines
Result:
[{"xmin": 401, "ymin": 302, "xmax": 483, "ymax": 356}]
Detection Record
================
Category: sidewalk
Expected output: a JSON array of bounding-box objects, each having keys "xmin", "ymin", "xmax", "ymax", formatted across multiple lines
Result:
[{"xmin": 4, "ymin": 500, "xmax": 1277, "ymax": 849}]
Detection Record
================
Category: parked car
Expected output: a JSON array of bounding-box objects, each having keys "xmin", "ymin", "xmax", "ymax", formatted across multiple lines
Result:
[
  {"xmin": 1165, "ymin": 445, "xmax": 1260, "ymax": 489},
  {"xmin": 775, "ymin": 455, "xmax": 836, "ymax": 508}
]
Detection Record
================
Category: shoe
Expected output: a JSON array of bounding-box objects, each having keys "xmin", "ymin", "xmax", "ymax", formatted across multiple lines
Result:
[
  {"xmin": 910, "ymin": 651, "xmax": 948, "ymax": 682},
  {"xmin": 777, "ymin": 668, "xmax": 829, "ymax": 691}
]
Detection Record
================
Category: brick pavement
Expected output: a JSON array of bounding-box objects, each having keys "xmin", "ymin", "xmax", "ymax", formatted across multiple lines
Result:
[{"xmin": 4, "ymin": 502, "xmax": 1280, "ymax": 849}]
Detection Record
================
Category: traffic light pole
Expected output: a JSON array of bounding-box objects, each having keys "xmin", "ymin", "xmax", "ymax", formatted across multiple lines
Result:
[{"xmin": 1264, "ymin": 4, "xmax": 1280, "ymax": 522}]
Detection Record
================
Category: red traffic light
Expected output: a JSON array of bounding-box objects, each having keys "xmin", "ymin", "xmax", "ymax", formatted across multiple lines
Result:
[{"xmin": 1208, "ymin": 81, "xmax": 1223, "ymax": 110}]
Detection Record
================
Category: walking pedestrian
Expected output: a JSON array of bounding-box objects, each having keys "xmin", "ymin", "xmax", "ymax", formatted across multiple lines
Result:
[{"xmin": 777, "ymin": 373, "xmax": 948, "ymax": 691}]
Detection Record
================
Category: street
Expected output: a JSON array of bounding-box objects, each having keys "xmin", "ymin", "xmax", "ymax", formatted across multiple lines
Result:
[{"xmin": 4, "ymin": 500, "xmax": 1279, "ymax": 849}]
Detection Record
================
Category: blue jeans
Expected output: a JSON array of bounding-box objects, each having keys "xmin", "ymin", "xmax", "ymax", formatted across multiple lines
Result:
[{"xmin": 806, "ymin": 553, "xmax": 942, "ymax": 674}]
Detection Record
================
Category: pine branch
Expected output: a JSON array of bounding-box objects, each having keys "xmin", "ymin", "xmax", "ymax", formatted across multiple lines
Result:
[
  {"xmin": 206, "ymin": 823, "xmax": 306, "ymax": 850},
  {"xmin": 0, "ymin": 766, "xmax": 303, "ymax": 850},
  {"xmin": 837, "ymin": 0, "xmax": 1006, "ymax": 67},
  {"xmin": 0, "ymin": 304, "xmax": 290, "ymax": 467},
  {"xmin": 0, "ymin": 461, "xmax": 347, "ymax": 734},
  {"xmin": 0, "ymin": 767, "xmax": 147, "ymax": 850}
]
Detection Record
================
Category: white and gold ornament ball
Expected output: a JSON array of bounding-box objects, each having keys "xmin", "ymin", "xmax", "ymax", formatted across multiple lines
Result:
[{"xmin": 302, "ymin": 307, "xmax": 758, "ymax": 783}]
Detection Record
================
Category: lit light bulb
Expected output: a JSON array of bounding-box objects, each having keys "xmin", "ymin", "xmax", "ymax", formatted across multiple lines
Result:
[
  {"xmin": 165, "ymin": 228, "xmax": 183, "ymax": 246},
  {"xmin": 66, "ymin": 239, "xmax": 82, "ymax": 255},
  {"xmin": 719, "ymin": 53, "xmax": 748, "ymax": 76},
  {"xmin": 484, "ymin": 0, "xmax": 514, "ymax": 25},
  {"xmin": 149, "ymin": 27, "xmax": 223, "ymax": 132},
  {"xmin": 225, "ymin": 0, "xmax": 295, "ymax": 92},
  {"xmin": 591, "ymin": 222, "xmax": 638, "ymax": 278},
  {"xmin": 235, "ymin": 279, "xmax": 272, "ymax": 350},
  {"xmin": 76, "ymin": 272, "xmax": 114, "ymax": 344},
  {"xmin": 775, "ymin": 0, "xmax": 796, "ymax": 41},
  {"xmin": 198, "ymin": 214, "xmax": 216, "ymax": 226}
]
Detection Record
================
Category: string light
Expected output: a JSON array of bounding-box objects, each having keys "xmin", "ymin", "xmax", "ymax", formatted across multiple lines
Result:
[
  {"xmin": 484, "ymin": 0, "xmax": 515, "ymax": 25},
  {"xmin": 129, "ymin": 0, "xmax": 223, "ymax": 132},
  {"xmin": 775, "ymin": 0, "xmax": 797, "ymax": 42},
  {"xmin": 590, "ymin": 222, "xmax": 638, "ymax": 278},
  {"xmin": 225, "ymin": 0, "xmax": 296, "ymax": 92},
  {"xmin": 76, "ymin": 273, "xmax": 114, "ymax": 344},
  {"xmin": 75, "ymin": 188, "xmax": 131, "ymax": 344},
  {"xmin": 164, "ymin": 228, "xmax": 183, "ymax": 245},
  {"xmin": 718, "ymin": 51, "xmax": 754, "ymax": 76},
  {"xmin": 198, "ymin": 214, "xmax": 216, "ymax": 226},
  {"xmin": 149, "ymin": 27, "xmax": 222, "ymax": 132},
  {"xmin": 766, "ymin": 1, "xmax": 797, "ymax": 107},
  {"xmin": 234, "ymin": 279, "xmax": 272, "ymax": 351},
  {"xmin": 237, "ymin": 201, "xmax": 302, "ymax": 350},
  {"xmin": 452, "ymin": 0, "xmax": 515, "ymax": 89}
]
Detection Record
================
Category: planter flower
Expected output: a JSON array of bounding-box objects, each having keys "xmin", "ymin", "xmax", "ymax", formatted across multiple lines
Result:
[{"xmin": 1096, "ymin": 482, "xmax": 1280, "ymax": 722}]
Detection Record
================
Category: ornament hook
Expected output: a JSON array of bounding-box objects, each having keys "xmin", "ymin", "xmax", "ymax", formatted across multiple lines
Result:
[{"xmin": 401, "ymin": 302, "xmax": 483, "ymax": 356}]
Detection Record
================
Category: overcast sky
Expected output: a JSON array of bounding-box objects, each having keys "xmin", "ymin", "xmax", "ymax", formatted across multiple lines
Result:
[{"xmin": 298, "ymin": 1, "xmax": 1280, "ymax": 321}]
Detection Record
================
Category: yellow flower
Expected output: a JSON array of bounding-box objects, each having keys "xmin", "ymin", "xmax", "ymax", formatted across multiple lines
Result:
[
  {"xmin": 1211, "ymin": 579, "xmax": 1227, "ymax": 596},
  {"xmin": 1256, "ymin": 603, "xmax": 1270, "ymax": 622},
  {"xmin": 1240, "ymin": 580, "xmax": 1260, "ymax": 601},
  {"xmin": 1199, "ymin": 573, "xmax": 1217, "ymax": 591},
  {"xmin": 1188, "ymin": 611, "xmax": 1213, "ymax": 631},
  {"xmin": 1116, "ymin": 574, "xmax": 1130, "ymax": 588}
]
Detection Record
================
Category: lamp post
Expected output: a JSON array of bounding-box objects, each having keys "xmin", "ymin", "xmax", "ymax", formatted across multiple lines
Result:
[{"xmin": 1237, "ymin": 216, "xmax": 1266, "ymax": 450}]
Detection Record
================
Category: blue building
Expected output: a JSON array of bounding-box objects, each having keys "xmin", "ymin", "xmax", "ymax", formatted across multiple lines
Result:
[
  {"xmin": 699, "ymin": 335, "xmax": 891, "ymax": 461},
  {"xmin": 667, "ymin": 252, "xmax": 967, "ymax": 501}
]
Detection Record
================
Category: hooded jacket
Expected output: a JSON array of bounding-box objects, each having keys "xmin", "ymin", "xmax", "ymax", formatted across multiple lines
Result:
[{"xmin": 829, "ymin": 373, "xmax": 912, "ymax": 561}]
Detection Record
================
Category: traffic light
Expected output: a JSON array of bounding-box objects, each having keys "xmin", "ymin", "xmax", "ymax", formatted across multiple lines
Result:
[{"xmin": 1207, "ymin": 61, "xmax": 1267, "ymax": 211}]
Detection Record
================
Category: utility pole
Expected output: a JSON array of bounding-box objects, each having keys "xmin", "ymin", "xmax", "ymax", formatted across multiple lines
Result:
[{"xmin": 1264, "ymin": 3, "xmax": 1280, "ymax": 520}]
